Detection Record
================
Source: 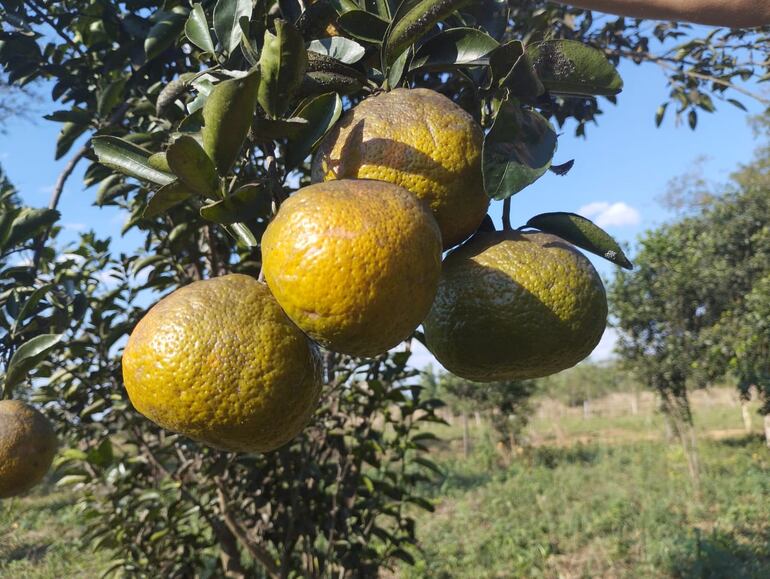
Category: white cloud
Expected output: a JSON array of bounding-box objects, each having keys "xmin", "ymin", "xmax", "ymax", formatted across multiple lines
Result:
[
  {"xmin": 63, "ymin": 222, "xmax": 86, "ymax": 232},
  {"xmin": 577, "ymin": 201, "xmax": 641, "ymax": 228},
  {"xmin": 590, "ymin": 327, "xmax": 618, "ymax": 361},
  {"xmin": 37, "ymin": 184, "xmax": 55, "ymax": 194}
]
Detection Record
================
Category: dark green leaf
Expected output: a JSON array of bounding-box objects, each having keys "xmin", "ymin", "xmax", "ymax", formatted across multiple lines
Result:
[
  {"xmin": 44, "ymin": 108, "xmax": 92, "ymax": 124},
  {"xmin": 384, "ymin": 0, "xmax": 473, "ymax": 66},
  {"xmin": 493, "ymin": 42, "xmax": 544, "ymax": 98},
  {"xmin": 11, "ymin": 283, "xmax": 54, "ymax": 336},
  {"xmin": 223, "ymin": 222, "xmax": 257, "ymax": 247},
  {"xmin": 213, "ymin": 0, "xmax": 253, "ymax": 54},
  {"xmin": 655, "ymin": 103, "xmax": 667, "ymax": 127},
  {"xmin": 185, "ymin": 4, "xmax": 216, "ymax": 54},
  {"xmin": 253, "ymin": 117, "xmax": 309, "ymax": 139},
  {"xmin": 4, "ymin": 334, "xmax": 62, "ymax": 397},
  {"xmin": 200, "ymin": 183, "xmax": 271, "ymax": 224},
  {"xmin": 56, "ymin": 122, "xmax": 88, "ymax": 160},
  {"xmin": 258, "ymin": 20, "xmax": 308, "ymax": 118},
  {"xmin": 166, "ymin": 135, "xmax": 219, "ymax": 196},
  {"xmin": 143, "ymin": 181, "xmax": 196, "ymax": 218},
  {"xmin": 527, "ymin": 40, "xmax": 623, "ymax": 96},
  {"xmin": 147, "ymin": 152, "xmax": 171, "ymax": 173},
  {"xmin": 308, "ymin": 37, "xmax": 366, "ymax": 64},
  {"xmin": 93, "ymin": 136, "xmax": 175, "ymax": 185},
  {"xmin": 526, "ymin": 212, "xmax": 633, "ymax": 269},
  {"xmin": 201, "ymin": 68, "xmax": 260, "ymax": 175},
  {"xmin": 238, "ymin": 16, "xmax": 260, "ymax": 66},
  {"xmin": 287, "ymin": 92, "xmax": 343, "ymax": 168},
  {"xmin": 410, "ymin": 27, "xmax": 498, "ymax": 71},
  {"xmin": 386, "ymin": 47, "xmax": 410, "ymax": 89},
  {"xmin": 97, "ymin": 77, "xmax": 127, "ymax": 117},
  {"xmin": 8, "ymin": 208, "xmax": 60, "ymax": 246},
  {"xmin": 482, "ymin": 98, "xmax": 557, "ymax": 200},
  {"xmin": 337, "ymin": 10, "xmax": 389, "ymax": 44},
  {"xmin": 145, "ymin": 8, "xmax": 188, "ymax": 61},
  {"xmin": 459, "ymin": 0, "xmax": 508, "ymax": 41}
]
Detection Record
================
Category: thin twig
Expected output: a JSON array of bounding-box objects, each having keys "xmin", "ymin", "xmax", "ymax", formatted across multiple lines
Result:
[
  {"xmin": 31, "ymin": 144, "xmax": 90, "ymax": 269},
  {"xmin": 607, "ymin": 48, "xmax": 770, "ymax": 105},
  {"xmin": 23, "ymin": 0, "xmax": 86, "ymax": 57},
  {"xmin": 502, "ymin": 197, "xmax": 512, "ymax": 231}
]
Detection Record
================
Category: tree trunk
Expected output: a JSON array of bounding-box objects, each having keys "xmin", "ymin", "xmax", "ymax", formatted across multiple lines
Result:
[
  {"xmin": 583, "ymin": 399, "xmax": 591, "ymax": 419},
  {"xmin": 474, "ymin": 411, "xmax": 482, "ymax": 428},
  {"xmin": 462, "ymin": 412, "xmax": 469, "ymax": 458},
  {"xmin": 661, "ymin": 391, "xmax": 701, "ymax": 492},
  {"xmin": 764, "ymin": 414, "xmax": 770, "ymax": 449},
  {"xmin": 741, "ymin": 398, "xmax": 753, "ymax": 433},
  {"xmin": 631, "ymin": 391, "xmax": 639, "ymax": 416}
]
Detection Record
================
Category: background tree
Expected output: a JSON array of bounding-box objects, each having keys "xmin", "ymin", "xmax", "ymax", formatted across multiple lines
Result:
[
  {"xmin": 610, "ymin": 134, "xmax": 770, "ymax": 483},
  {"xmin": 1, "ymin": 0, "xmax": 768, "ymax": 575}
]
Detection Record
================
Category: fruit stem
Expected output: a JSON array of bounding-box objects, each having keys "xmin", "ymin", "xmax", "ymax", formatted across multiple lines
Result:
[{"xmin": 502, "ymin": 197, "xmax": 512, "ymax": 231}]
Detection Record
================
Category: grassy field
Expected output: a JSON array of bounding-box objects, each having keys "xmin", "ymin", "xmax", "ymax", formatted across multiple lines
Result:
[
  {"xmin": 2, "ymin": 389, "xmax": 768, "ymax": 578},
  {"xmin": 403, "ymin": 389, "xmax": 770, "ymax": 578}
]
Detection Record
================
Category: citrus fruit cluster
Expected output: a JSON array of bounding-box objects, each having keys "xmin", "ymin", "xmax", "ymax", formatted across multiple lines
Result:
[{"xmin": 122, "ymin": 88, "xmax": 607, "ymax": 453}]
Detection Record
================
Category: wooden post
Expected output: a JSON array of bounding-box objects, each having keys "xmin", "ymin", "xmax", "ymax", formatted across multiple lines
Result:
[
  {"xmin": 764, "ymin": 414, "xmax": 770, "ymax": 449},
  {"xmin": 741, "ymin": 399, "xmax": 753, "ymax": 433},
  {"xmin": 462, "ymin": 412, "xmax": 470, "ymax": 458}
]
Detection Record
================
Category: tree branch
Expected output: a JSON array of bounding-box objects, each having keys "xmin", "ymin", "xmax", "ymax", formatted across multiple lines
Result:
[
  {"xmin": 23, "ymin": 1, "xmax": 86, "ymax": 57},
  {"xmin": 31, "ymin": 143, "xmax": 90, "ymax": 269},
  {"xmin": 216, "ymin": 483, "xmax": 281, "ymax": 579},
  {"xmin": 607, "ymin": 48, "xmax": 770, "ymax": 105},
  {"xmin": 502, "ymin": 197, "xmax": 512, "ymax": 231}
]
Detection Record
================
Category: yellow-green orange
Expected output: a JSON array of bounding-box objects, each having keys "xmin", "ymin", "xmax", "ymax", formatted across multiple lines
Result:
[
  {"xmin": 262, "ymin": 180, "xmax": 442, "ymax": 357},
  {"xmin": 122, "ymin": 274, "xmax": 322, "ymax": 453},
  {"xmin": 312, "ymin": 88, "xmax": 489, "ymax": 249},
  {"xmin": 424, "ymin": 231, "xmax": 607, "ymax": 381},
  {"xmin": 0, "ymin": 400, "xmax": 58, "ymax": 498}
]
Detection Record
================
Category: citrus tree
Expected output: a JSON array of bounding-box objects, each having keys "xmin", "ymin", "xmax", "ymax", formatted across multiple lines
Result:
[
  {"xmin": 610, "ymin": 140, "xmax": 770, "ymax": 473},
  {"xmin": 0, "ymin": 0, "xmax": 766, "ymax": 576}
]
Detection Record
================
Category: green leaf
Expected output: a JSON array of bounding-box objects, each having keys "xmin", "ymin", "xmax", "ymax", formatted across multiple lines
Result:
[
  {"xmin": 410, "ymin": 27, "xmax": 498, "ymax": 71},
  {"xmin": 87, "ymin": 438, "xmax": 114, "ymax": 467},
  {"xmin": 238, "ymin": 16, "xmax": 260, "ymax": 66},
  {"xmin": 185, "ymin": 4, "xmax": 216, "ymax": 54},
  {"xmin": 213, "ymin": 0, "xmax": 253, "ymax": 54},
  {"xmin": 97, "ymin": 77, "xmax": 127, "ymax": 118},
  {"xmin": 527, "ymin": 39, "xmax": 623, "ymax": 97},
  {"xmin": 11, "ymin": 284, "xmax": 54, "ymax": 337},
  {"xmin": 526, "ymin": 212, "xmax": 633, "ymax": 270},
  {"xmin": 143, "ymin": 181, "xmax": 195, "ymax": 218},
  {"xmin": 166, "ymin": 135, "xmax": 219, "ymax": 196},
  {"xmin": 93, "ymin": 136, "xmax": 175, "ymax": 186},
  {"xmin": 384, "ymin": 0, "xmax": 473, "ymax": 66},
  {"xmin": 55, "ymin": 122, "xmax": 88, "ymax": 160},
  {"xmin": 257, "ymin": 20, "xmax": 308, "ymax": 119},
  {"xmin": 4, "ymin": 334, "xmax": 62, "ymax": 397},
  {"xmin": 8, "ymin": 208, "xmax": 60, "ymax": 246},
  {"xmin": 145, "ymin": 8, "xmax": 188, "ymax": 61},
  {"xmin": 491, "ymin": 41, "xmax": 544, "ymax": 98},
  {"xmin": 200, "ymin": 183, "xmax": 271, "ymax": 224},
  {"xmin": 253, "ymin": 117, "xmax": 309, "ymax": 139},
  {"xmin": 44, "ymin": 108, "xmax": 92, "ymax": 124},
  {"xmin": 308, "ymin": 37, "xmax": 366, "ymax": 64},
  {"xmin": 148, "ymin": 152, "xmax": 171, "ymax": 173},
  {"xmin": 337, "ymin": 10, "xmax": 389, "ymax": 44},
  {"xmin": 482, "ymin": 98, "xmax": 557, "ymax": 200},
  {"xmin": 201, "ymin": 68, "xmax": 260, "ymax": 176},
  {"xmin": 287, "ymin": 93, "xmax": 343, "ymax": 168},
  {"xmin": 386, "ymin": 47, "xmax": 410, "ymax": 89},
  {"xmin": 223, "ymin": 222, "xmax": 257, "ymax": 247}
]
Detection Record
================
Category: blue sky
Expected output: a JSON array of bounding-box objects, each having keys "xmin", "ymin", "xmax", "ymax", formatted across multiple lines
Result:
[{"xmin": 1, "ymin": 48, "xmax": 766, "ymax": 369}]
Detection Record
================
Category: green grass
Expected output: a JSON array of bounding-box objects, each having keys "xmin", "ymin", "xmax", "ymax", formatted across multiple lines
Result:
[
  {"xmin": 0, "ymin": 488, "xmax": 110, "ymax": 578},
  {"xmin": 403, "ymin": 395, "xmax": 770, "ymax": 578},
  {"xmin": 2, "ymin": 390, "xmax": 768, "ymax": 578}
]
